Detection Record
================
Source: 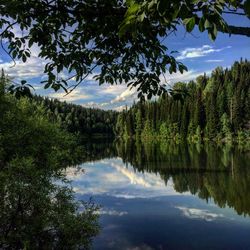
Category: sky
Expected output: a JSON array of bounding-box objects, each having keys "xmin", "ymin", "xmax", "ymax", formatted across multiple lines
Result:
[{"xmin": 0, "ymin": 14, "xmax": 249, "ymax": 111}]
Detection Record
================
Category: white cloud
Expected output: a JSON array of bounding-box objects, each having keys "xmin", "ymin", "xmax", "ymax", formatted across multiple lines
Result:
[
  {"xmin": 48, "ymin": 88, "xmax": 92, "ymax": 102},
  {"xmin": 177, "ymin": 45, "xmax": 231, "ymax": 60},
  {"xmin": 81, "ymin": 85, "xmax": 137, "ymax": 110},
  {"xmin": 81, "ymin": 68, "xmax": 212, "ymax": 110},
  {"xmin": 0, "ymin": 56, "xmax": 45, "ymax": 79},
  {"xmin": 113, "ymin": 105, "xmax": 127, "ymax": 111},
  {"xmin": 110, "ymin": 87, "xmax": 137, "ymax": 104},
  {"xmin": 175, "ymin": 206, "xmax": 224, "ymax": 222},
  {"xmin": 33, "ymin": 85, "xmax": 44, "ymax": 90},
  {"xmin": 81, "ymin": 101, "xmax": 99, "ymax": 108},
  {"xmin": 101, "ymin": 84, "xmax": 128, "ymax": 96},
  {"xmin": 160, "ymin": 70, "xmax": 205, "ymax": 85},
  {"xmin": 205, "ymin": 59, "xmax": 224, "ymax": 63},
  {"xmin": 0, "ymin": 39, "xmax": 218, "ymax": 111}
]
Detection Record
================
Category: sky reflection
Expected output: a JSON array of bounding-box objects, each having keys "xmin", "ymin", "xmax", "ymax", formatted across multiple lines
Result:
[
  {"xmin": 67, "ymin": 158, "xmax": 191, "ymax": 199},
  {"xmin": 66, "ymin": 157, "xmax": 250, "ymax": 250}
]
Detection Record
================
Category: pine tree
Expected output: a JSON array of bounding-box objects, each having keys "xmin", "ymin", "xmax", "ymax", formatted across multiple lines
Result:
[{"xmin": 135, "ymin": 109, "xmax": 142, "ymax": 138}]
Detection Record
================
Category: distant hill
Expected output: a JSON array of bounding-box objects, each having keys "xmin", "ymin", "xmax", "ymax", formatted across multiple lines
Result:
[{"xmin": 33, "ymin": 96, "xmax": 118, "ymax": 137}]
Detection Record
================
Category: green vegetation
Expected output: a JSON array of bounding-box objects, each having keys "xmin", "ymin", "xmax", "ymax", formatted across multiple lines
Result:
[
  {"xmin": 33, "ymin": 96, "xmax": 117, "ymax": 138},
  {"xmin": 0, "ymin": 74, "xmax": 99, "ymax": 249},
  {"xmin": 0, "ymin": 1, "xmax": 249, "ymax": 97},
  {"xmin": 0, "ymin": 1, "xmax": 249, "ymax": 247},
  {"xmin": 116, "ymin": 60, "xmax": 250, "ymax": 143}
]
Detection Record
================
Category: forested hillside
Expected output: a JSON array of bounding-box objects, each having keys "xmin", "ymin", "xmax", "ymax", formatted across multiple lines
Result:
[
  {"xmin": 34, "ymin": 96, "xmax": 117, "ymax": 137},
  {"xmin": 116, "ymin": 60, "xmax": 250, "ymax": 142}
]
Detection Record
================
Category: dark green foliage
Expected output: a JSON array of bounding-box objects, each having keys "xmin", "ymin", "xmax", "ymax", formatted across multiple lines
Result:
[
  {"xmin": 33, "ymin": 95, "xmax": 117, "ymax": 137},
  {"xmin": 0, "ymin": 77, "xmax": 100, "ymax": 249},
  {"xmin": 121, "ymin": 0, "xmax": 250, "ymax": 40},
  {"xmin": 0, "ymin": 1, "xmax": 249, "ymax": 98},
  {"xmin": 8, "ymin": 80, "xmax": 34, "ymax": 99},
  {"xmin": 116, "ymin": 60, "xmax": 250, "ymax": 142}
]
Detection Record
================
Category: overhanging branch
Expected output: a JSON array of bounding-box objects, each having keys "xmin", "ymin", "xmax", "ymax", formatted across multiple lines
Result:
[{"xmin": 219, "ymin": 25, "xmax": 250, "ymax": 37}]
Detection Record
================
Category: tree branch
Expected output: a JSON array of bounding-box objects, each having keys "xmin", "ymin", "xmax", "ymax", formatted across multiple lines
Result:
[
  {"xmin": 219, "ymin": 25, "xmax": 250, "ymax": 37},
  {"xmin": 64, "ymin": 64, "xmax": 98, "ymax": 96},
  {"xmin": 222, "ymin": 11, "xmax": 245, "ymax": 16}
]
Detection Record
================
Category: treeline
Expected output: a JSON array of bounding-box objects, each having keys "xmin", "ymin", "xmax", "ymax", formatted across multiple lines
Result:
[
  {"xmin": 34, "ymin": 96, "xmax": 117, "ymax": 137},
  {"xmin": 116, "ymin": 59, "xmax": 250, "ymax": 142}
]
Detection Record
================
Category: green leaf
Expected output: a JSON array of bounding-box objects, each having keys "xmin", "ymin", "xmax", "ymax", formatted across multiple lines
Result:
[
  {"xmin": 147, "ymin": 92, "xmax": 152, "ymax": 99},
  {"xmin": 213, "ymin": 25, "xmax": 218, "ymax": 39},
  {"xmin": 198, "ymin": 17, "xmax": 205, "ymax": 32},
  {"xmin": 184, "ymin": 17, "xmax": 196, "ymax": 32},
  {"xmin": 208, "ymin": 30, "xmax": 216, "ymax": 41},
  {"xmin": 157, "ymin": 0, "xmax": 168, "ymax": 15},
  {"xmin": 12, "ymin": 50, "xmax": 17, "ymax": 58},
  {"xmin": 127, "ymin": 3, "xmax": 140, "ymax": 15},
  {"xmin": 28, "ymin": 39, "xmax": 33, "ymax": 48},
  {"xmin": 204, "ymin": 19, "xmax": 212, "ymax": 29},
  {"xmin": 44, "ymin": 83, "xmax": 51, "ymax": 89}
]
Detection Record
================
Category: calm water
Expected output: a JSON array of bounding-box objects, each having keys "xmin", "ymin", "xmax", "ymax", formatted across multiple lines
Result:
[{"xmin": 67, "ymin": 140, "xmax": 250, "ymax": 250}]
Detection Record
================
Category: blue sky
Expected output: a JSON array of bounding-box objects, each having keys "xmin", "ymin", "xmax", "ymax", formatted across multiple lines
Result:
[{"xmin": 0, "ymin": 14, "xmax": 249, "ymax": 110}]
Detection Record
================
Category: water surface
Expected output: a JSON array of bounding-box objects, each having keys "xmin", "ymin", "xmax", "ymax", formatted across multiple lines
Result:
[{"xmin": 68, "ymin": 140, "xmax": 250, "ymax": 250}]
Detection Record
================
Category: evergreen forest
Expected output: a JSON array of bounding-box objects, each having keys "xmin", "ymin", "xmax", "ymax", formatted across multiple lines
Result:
[
  {"xmin": 33, "ymin": 96, "xmax": 117, "ymax": 137},
  {"xmin": 115, "ymin": 60, "xmax": 250, "ymax": 142}
]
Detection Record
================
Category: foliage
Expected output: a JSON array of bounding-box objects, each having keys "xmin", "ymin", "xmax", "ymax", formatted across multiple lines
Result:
[
  {"xmin": 0, "ymin": 77, "xmax": 100, "ymax": 249},
  {"xmin": 159, "ymin": 122, "xmax": 169, "ymax": 139},
  {"xmin": 8, "ymin": 80, "xmax": 34, "ymax": 99},
  {"xmin": 0, "ymin": 97, "xmax": 78, "ymax": 167},
  {"xmin": 0, "ymin": 158, "xmax": 99, "ymax": 249},
  {"xmin": 33, "ymin": 95, "xmax": 117, "ymax": 137},
  {"xmin": 141, "ymin": 119, "xmax": 154, "ymax": 139},
  {"xmin": 121, "ymin": 0, "xmax": 250, "ymax": 41},
  {"xmin": 0, "ymin": 0, "xmax": 249, "ymax": 98},
  {"xmin": 221, "ymin": 113, "xmax": 232, "ymax": 140},
  {"xmin": 135, "ymin": 109, "xmax": 142, "ymax": 137},
  {"xmin": 116, "ymin": 59, "xmax": 250, "ymax": 142}
]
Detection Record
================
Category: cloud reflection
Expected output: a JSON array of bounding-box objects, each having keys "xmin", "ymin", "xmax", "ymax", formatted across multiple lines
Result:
[
  {"xmin": 175, "ymin": 206, "xmax": 224, "ymax": 222},
  {"xmin": 67, "ymin": 158, "xmax": 191, "ymax": 199},
  {"xmin": 97, "ymin": 209, "xmax": 128, "ymax": 216}
]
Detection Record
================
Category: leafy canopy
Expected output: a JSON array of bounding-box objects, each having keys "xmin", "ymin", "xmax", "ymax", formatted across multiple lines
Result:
[{"xmin": 0, "ymin": 0, "xmax": 249, "ymax": 99}]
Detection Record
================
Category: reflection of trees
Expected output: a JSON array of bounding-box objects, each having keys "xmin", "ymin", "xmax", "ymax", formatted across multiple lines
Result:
[
  {"xmin": 115, "ymin": 140, "xmax": 250, "ymax": 216},
  {"xmin": 81, "ymin": 138, "xmax": 117, "ymax": 163},
  {"xmin": 81, "ymin": 139, "xmax": 250, "ymax": 216}
]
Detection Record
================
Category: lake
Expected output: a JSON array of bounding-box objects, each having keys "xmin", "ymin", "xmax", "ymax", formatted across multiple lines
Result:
[{"xmin": 67, "ymin": 140, "xmax": 250, "ymax": 250}]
